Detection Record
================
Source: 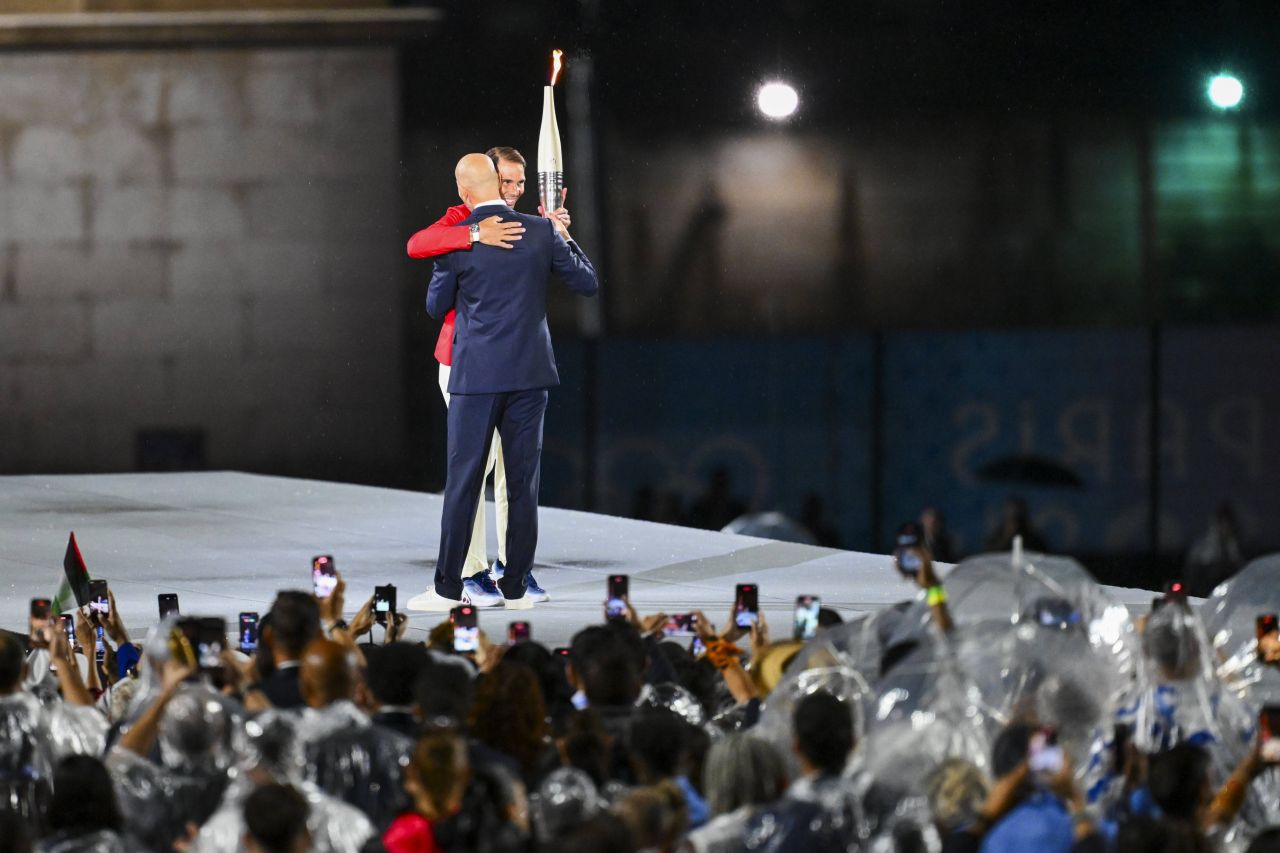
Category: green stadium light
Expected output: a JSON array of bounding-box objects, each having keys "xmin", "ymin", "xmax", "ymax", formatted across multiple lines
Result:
[{"xmin": 1207, "ymin": 73, "xmax": 1244, "ymax": 110}]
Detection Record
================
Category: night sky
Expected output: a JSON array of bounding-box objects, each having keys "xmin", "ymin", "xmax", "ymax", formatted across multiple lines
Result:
[{"xmin": 404, "ymin": 0, "xmax": 1280, "ymax": 135}]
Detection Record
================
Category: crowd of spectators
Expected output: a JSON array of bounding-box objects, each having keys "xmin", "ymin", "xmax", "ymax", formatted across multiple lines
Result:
[{"xmin": 2, "ymin": 541, "xmax": 1280, "ymax": 853}]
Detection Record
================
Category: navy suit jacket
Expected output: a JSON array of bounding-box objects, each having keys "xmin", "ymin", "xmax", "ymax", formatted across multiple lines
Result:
[{"xmin": 426, "ymin": 202, "xmax": 598, "ymax": 394}]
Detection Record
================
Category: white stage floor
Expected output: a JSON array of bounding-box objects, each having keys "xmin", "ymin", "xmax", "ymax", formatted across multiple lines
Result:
[{"xmin": 1, "ymin": 472, "xmax": 1157, "ymax": 648}]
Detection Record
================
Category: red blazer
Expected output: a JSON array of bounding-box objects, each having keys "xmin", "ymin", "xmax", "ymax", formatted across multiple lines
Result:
[{"xmin": 407, "ymin": 204, "xmax": 471, "ymax": 365}]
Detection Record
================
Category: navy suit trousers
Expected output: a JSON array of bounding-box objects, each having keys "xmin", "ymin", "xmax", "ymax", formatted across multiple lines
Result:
[{"xmin": 435, "ymin": 388, "xmax": 548, "ymax": 600}]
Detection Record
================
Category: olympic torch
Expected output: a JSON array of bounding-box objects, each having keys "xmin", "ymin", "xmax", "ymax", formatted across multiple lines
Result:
[{"xmin": 538, "ymin": 50, "xmax": 565, "ymax": 216}]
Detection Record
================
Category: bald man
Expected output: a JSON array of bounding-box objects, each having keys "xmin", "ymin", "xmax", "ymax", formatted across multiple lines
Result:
[
  {"xmin": 409, "ymin": 154, "xmax": 598, "ymax": 612},
  {"xmin": 299, "ymin": 638, "xmax": 357, "ymax": 710},
  {"xmin": 299, "ymin": 638, "xmax": 413, "ymax": 827}
]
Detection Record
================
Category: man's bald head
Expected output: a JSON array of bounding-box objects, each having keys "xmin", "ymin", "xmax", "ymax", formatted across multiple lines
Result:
[
  {"xmin": 455, "ymin": 153, "xmax": 502, "ymax": 207},
  {"xmin": 0, "ymin": 632, "xmax": 25, "ymax": 694},
  {"xmin": 299, "ymin": 638, "xmax": 357, "ymax": 709}
]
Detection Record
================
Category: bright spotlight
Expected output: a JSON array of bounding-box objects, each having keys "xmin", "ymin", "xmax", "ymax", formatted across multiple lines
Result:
[
  {"xmin": 1207, "ymin": 73, "xmax": 1244, "ymax": 110},
  {"xmin": 757, "ymin": 81, "xmax": 799, "ymax": 120}
]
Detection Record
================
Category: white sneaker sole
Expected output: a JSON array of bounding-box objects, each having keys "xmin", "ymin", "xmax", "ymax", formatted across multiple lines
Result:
[
  {"xmin": 503, "ymin": 596, "xmax": 534, "ymax": 610},
  {"xmin": 406, "ymin": 590, "xmax": 465, "ymax": 612}
]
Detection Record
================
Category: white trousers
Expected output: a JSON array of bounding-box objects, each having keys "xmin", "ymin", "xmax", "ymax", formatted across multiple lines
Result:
[{"xmin": 439, "ymin": 363, "xmax": 508, "ymax": 577}]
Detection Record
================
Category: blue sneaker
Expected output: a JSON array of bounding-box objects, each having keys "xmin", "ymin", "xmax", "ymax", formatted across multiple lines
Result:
[
  {"xmin": 492, "ymin": 561, "xmax": 550, "ymax": 602},
  {"xmin": 524, "ymin": 572, "xmax": 550, "ymax": 603},
  {"xmin": 462, "ymin": 571, "xmax": 503, "ymax": 608}
]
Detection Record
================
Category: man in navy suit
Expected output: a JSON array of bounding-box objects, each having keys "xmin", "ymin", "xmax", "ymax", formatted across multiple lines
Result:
[{"xmin": 408, "ymin": 153, "xmax": 598, "ymax": 611}]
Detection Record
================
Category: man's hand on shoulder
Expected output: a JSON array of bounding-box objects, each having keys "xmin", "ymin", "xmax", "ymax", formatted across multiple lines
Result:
[{"xmin": 477, "ymin": 215, "xmax": 524, "ymax": 249}]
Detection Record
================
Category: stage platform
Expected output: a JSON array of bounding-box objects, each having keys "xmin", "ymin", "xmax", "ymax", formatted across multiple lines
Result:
[{"xmin": 0, "ymin": 472, "xmax": 1157, "ymax": 648}]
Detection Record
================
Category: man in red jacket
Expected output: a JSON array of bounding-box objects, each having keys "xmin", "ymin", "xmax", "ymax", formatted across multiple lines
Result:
[{"xmin": 406, "ymin": 146, "xmax": 569, "ymax": 606}]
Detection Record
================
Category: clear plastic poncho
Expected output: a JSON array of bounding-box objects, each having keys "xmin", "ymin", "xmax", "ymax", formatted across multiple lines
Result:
[
  {"xmin": 1128, "ymin": 601, "xmax": 1253, "ymax": 756},
  {"xmin": 927, "ymin": 553, "xmax": 1139, "ymax": 680},
  {"xmin": 108, "ymin": 683, "xmax": 238, "ymax": 852},
  {"xmin": 34, "ymin": 829, "xmax": 128, "ymax": 853},
  {"xmin": 743, "ymin": 773, "xmax": 868, "ymax": 853},
  {"xmin": 1201, "ymin": 555, "xmax": 1280, "ymax": 843},
  {"xmin": 752, "ymin": 612, "xmax": 880, "ymax": 764},
  {"xmin": 1203, "ymin": 554, "xmax": 1280, "ymax": 708},
  {"xmin": 530, "ymin": 766, "xmax": 607, "ymax": 843},
  {"xmin": 299, "ymin": 698, "xmax": 414, "ymax": 830},
  {"xmin": 0, "ymin": 688, "xmax": 108, "ymax": 834},
  {"xmin": 0, "ymin": 691, "xmax": 56, "ymax": 832},
  {"xmin": 754, "ymin": 551, "xmax": 1142, "ymax": 842},
  {"xmin": 191, "ymin": 711, "xmax": 375, "ymax": 853},
  {"xmin": 636, "ymin": 682, "xmax": 709, "ymax": 728}
]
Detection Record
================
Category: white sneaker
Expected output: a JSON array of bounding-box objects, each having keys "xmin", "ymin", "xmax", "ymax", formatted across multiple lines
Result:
[
  {"xmin": 406, "ymin": 588, "xmax": 465, "ymax": 612},
  {"xmin": 503, "ymin": 594, "xmax": 534, "ymax": 610}
]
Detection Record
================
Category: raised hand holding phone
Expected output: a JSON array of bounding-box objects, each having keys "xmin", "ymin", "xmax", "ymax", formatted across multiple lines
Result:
[
  {"xmin": 731, "ymin": 583, "xmax": 759, "ymax": 635},
  {"xmin": 605, "ymin": 575, "xmax": 628, "ymax": 621},
  {"xmin": 238, "ymin": 612, "xmax": 260, "ymax": 653},
  {"xmin": 1261, "ymin": 705, "xmax": 1280, "ymax": 764},
  {"xmin": 311, "ymin": 555, "xmax": 338, "ymax": 599},
  {"xmin": 451, "ymin": 605, "xmax": 479, "ymax": 654},
  {"xmin": 28, "ymin": 599, "xmax": 52, "ymax": 649},
  {"xmin": 1257, "ymin": 614, "xmax": 1280, "ymax": 666},
  {"xmin": 59, "ymin": 614, "xmax": 77, "ymax": 651},
  {"xmin": 74, "ymin": 609, "xmax": 95, "ymax": 658},
  {"xmin": 88, "ymin": 579, "xmax": 109, "ymax": 625},
  {"xmin": 317, "ymin": 570, "xmax": 346, "ymax": 626}
]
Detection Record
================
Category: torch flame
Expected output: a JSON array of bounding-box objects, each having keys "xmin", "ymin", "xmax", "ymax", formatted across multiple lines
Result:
[{"xmin": 550, "ymin": 49, "xmax": 564, "ymax": 86}]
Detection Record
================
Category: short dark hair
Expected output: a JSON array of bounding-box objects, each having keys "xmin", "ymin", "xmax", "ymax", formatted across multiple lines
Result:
[
  {"xmin": 1148, "ymin": 743, "xmax": 1211, "ymax": 821},
  {"xmin": 267, "ymin": 592, "xmax": 320, "ymax": 658},
  {"xmin": 793, "ymin": 691, "xmax": 854, "ymax": 776},
  {"xmin": 47, "ymin": 755, "xmax": 123, "ymax": 835},
  {"xmin": 244, "ymin": 783, "xmax": 310, "ymax": 853},
  {"xmin": 558, "ymin": 709, "xmax": 611, "ymax": 787},
  {"xmin": 560, "ymin": 812, "xmax": 633, "ymax": 853},
  {"xmin": 413, "ymin": 658, "xmax": 474, "ymax": 725},
  {"xmin": 366, "ymin": 642, "xmax": 429, "ymax": 707},
  {"xmin": 990, "ymin": 722, "xmax": 1035, "ymax": 778},
  {"xmin": 629, "ymin": 710, "xmax": 688, "ymax": 782},
  {"xmin": 580, "ymin": 641, "xmax": 642, "ymax": 707},
  {"xmin": 0, "ymin": 632, "xmax": 25, "ymax": 693},
  {"xmin": 817, "ymin": 607, "xmax": 844, "ymax": 628},
  {"xmin": 485, "ymin": 146, "xmax": 526, "ymax": 167},
  {"xmin": 569, "ymin": 625, "xmax": 613, "ymax": 670},
  {"xmin": 500, "ymin": 640, "xmax": 563, "ymax": 708}
]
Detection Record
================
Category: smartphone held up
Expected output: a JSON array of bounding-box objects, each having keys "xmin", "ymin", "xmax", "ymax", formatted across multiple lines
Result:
[
  {"xmin": 1028, "ymin": 726, "xmax": 1064, "ymax": 779},
  {"xmin": 1261, "ymin": 706, "xmax": 1280, "ymax": 764},
  {"xmin": 452, "ymin": 605, "xmax": 479, "ymax": 654},
  {"xmin": 312, "ymin": 555, "xmax": 338, "ymax": 599},
  {"xmin": 239, "ymin": 612, "xmax": 260, "ymax": 653},
  {"xmin": 28, "ymin": 598, "xmax": 52, "ymax": 647},
  {"xmin": 734, "ymin": 583, "xmax": 759, "ymax": 629},
  {"xmin": 373, "ymin": 585, "xmax": 397, "ymax": 624},
  {"xmin": 893, "ymin": 523, "xmax": 923, "ymax": 576},
  {"xmin": 88, "ymin": 579, "xmax": 110, "ymax": 622},
  {"xmin": 606, "ymin": 575, "xmax": 628, "ymax": 621},
  {"xmin": 794, "ymin": 595, "xmax": 821, "ymax": 641},
  {"xmin": 158, "ymin": 593, "xmax": 180, "ymax": 619}
]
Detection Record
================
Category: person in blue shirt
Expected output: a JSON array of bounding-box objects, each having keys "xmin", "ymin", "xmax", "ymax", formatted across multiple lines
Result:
[{"xmin": 943, "ymin": 722, "xmax": 1101, "ymax": 853}]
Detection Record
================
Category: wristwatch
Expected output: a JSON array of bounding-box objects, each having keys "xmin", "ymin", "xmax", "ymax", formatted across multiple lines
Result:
[{"xmin": 469, "ymin": 223, "xmax": 481, "ymax": 244}]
